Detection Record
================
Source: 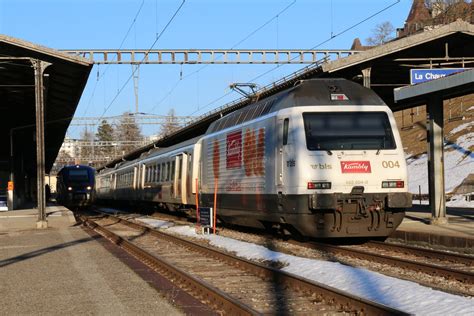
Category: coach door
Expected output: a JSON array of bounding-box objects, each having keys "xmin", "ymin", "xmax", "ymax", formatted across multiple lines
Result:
[{"xmin": 174, "ymin": 155, "xmax": 182, "ymax": 202}]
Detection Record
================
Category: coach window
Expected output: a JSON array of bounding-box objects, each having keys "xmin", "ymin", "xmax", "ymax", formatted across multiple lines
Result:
[
  {"xmin": 156, "ymin": 164, "xmax": 161, "ymax": 183},
  {"xmin": 283, "ymin": 118, "xmax": 289, "ymax": 145},
  {"xmin": 161, "ymin": 163, "xmax": 165, "ymax": 182}
]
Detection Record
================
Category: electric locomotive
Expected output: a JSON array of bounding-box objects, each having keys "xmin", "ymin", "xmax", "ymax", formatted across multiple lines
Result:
[
  {"xmin": 96, "ymin": 79, "xmax": 411, "ymax": 238},
  {"xmin": 56, "ymin": 165, "xmax": 95, "ymax": 209}
]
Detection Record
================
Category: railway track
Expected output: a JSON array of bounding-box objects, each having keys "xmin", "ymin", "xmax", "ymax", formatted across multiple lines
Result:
[
  {"xmin": 80, "ymin": 213, "xmax": 408, "ymax": 315},
  {"xmin": 290, "ymin": 240, "xmax": 474, "ymax": 286}
]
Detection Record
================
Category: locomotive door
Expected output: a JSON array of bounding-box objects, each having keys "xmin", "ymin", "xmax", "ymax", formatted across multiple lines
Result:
[{"xmin": 276, "ymin": 118, "xmax": 289, "ymax": 188}]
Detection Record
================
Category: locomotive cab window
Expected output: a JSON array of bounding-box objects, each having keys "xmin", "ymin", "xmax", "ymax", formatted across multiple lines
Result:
[
  {"xmin": 303, "ymin": 112, "xmax": 396, "ymax": 151},
  {"xmin": 68, "ymin": 169, "xmax": 89, "ymax": 183}
]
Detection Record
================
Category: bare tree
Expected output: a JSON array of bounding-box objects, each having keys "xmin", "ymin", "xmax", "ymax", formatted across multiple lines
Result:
[
  {"xmin": 159, "ymin": 108, "xmax": 181, "ymax": 137},
  {"xmin": 425, "ymin": 0, "xmax": 472, "ymax": 22},
  {"xmin": 366, "ymin": 21, "xmax": 395, "ymax": 46}
]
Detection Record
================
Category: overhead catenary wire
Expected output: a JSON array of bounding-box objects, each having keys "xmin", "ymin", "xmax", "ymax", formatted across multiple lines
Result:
[
  {"xmin": 187, "ymin": 0, "xmax": 401, "ymax": 116},
  {"xmin": 69, "ymin": 0, "xmax": 146, "ymax": 139},
  {"xmin": 146, "ymin": 0, "xmax": 297, "ymax": 114},
  {"xmin": 98, "ymin": 0, "xmax": 186, "ymax": 122},
  {"xmin": 79, "ymin": 0, "xmax": 146, "ymax": 118},
  {"xmin": 248, "ymin": 0, "xmax": 401, "ymax": 83},
  {"xmin": 49, "ymin": 0, "xmax": 186, "ymax": 134}
]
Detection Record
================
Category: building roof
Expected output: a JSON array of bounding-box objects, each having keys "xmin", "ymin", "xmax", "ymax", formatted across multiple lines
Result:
[{"xmin": 0, "ymin": 35, "xmax": 92, "ymax": 173}]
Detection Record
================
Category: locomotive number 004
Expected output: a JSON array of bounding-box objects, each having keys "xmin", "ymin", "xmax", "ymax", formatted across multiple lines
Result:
[{"xmin": 382, "ymin": 160, "xmax": 400, "ymax": 168}]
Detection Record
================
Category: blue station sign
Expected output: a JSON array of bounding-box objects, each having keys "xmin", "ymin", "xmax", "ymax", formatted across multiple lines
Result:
[{"xmin": 410, "ymin": 68, "xmax": 467, "ymax": 85}]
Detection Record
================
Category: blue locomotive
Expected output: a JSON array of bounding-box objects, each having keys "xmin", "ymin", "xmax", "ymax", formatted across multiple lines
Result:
[{"xmin": 56, "ymin": 165, "xmax": 95, "ymax": 209}]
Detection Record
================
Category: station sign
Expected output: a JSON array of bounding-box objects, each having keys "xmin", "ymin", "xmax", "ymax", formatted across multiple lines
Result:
[
  {"xmin": 410, "ymin": 68, "xmax": 467, "ymax": 85},
  {"xmin": 199, "ymin": 207, "xmax": 214, "ymax": 229}
]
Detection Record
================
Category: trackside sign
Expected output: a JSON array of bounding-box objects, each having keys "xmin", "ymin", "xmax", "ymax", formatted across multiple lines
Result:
[{"xmin": 410, "ymin": 68, "xmax": 467, "ymax": 85}]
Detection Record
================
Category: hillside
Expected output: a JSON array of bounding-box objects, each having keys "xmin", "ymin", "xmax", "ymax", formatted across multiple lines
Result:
[{"xmin": 393, "ymin": 93, "xmax": 474, "ymax": 207}]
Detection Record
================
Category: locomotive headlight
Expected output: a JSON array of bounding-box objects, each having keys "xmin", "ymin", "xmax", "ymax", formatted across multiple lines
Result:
[
  {"xmin": 86, "ymin": 186, "xmax": 92, "ymax": 190},
  {"xmin": 382, "ymin": 181, "xmax": 404, "ymax": 188},
  {"xmin": 307, "ymin": 182, "xmax": 331, "ymax": 190},
  {"xmin": 67, "ymin": 187, "xmax": 73, "ymax": 191}
]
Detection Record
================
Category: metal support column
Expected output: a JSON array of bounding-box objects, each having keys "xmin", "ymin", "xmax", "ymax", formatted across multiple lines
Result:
[
  {"xmin": 33, "ymin": 59, "xmax": 50, "ymax": 229},
  {"xmin": 426, "ymin": 95, "xmax": 447, "ymax": 225},
  {"xmin": 361, "ymin": 67, "xmax": 371, "ymax": 88},
  {"xmin": 8, "ymin": 130, "xmax": 15, "ymax": 211}
]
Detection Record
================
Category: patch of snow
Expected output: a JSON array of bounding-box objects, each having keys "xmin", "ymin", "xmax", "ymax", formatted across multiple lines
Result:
[
  {"xmin": 447, "ymin": 194, "xmax": 474, "ymax": 207},
  {"xmin": 449, "ymin": 121, "xmax": 474, "ymax": 135},
  {"xmin": 139, "ymin": 220, "xmax": 474, "ymax": 315},
  {"xmin": 137, "ymin": 218, "xmax": 174, "ymax": 229},
  {"xmin": 407, "ymin": 133, "xmax": 473, "ymax": 196}
]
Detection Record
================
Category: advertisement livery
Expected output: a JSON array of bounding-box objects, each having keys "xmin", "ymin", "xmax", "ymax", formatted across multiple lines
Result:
[{"xmin": 95, "ymin": 79, "xmax": 412, "ymax": 239}]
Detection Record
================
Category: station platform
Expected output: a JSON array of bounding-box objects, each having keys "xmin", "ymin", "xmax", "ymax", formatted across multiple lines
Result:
[
  {"xmin": 0, "ymin": 205, "xmax": 472, "ymax": 314},
  {"xmin": 390, "ymin": 205, "xmax": 474, "ymax": 250},
  {"xmin": 0, "ymin": 206, "xmax": 184, "ymax": 315}
]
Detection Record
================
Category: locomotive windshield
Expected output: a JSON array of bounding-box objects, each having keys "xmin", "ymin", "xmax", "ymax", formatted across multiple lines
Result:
[
  {"xmin": 68, "ymin": 169, "xmax": 90, "ymax": 183},
  {"xmin": 303, "ymin": 112, "xmax": 396, "ymax": 151}
]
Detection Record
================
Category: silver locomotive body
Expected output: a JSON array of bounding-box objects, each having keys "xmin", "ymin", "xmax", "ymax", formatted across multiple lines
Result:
[{"xmin": 96, "ymin": 79, "xmax": 411, "ymax": 238}]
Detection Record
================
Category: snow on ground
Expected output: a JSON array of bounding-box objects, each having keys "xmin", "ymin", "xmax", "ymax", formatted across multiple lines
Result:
[
  {"xmin": 138, "ymin": 219, "xmax": 474, "ymax": 315},
  {"xmin": 449, "ymin": 121, "xmax": 474, "ymax": 135},
  {"xmin": 406, "ymin": 131, "xmax": 474, "ymax": 207},
  {"xmin": 136, "ymin": 218, "xmax": 175, "ymax": 229}
]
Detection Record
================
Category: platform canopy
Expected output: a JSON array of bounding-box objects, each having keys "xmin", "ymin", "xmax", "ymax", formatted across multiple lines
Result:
[
  {"xmin": 0, "ymin": 35, "xmax": 92, "ymax": 174},
  {"xmin": 321, "ymin": 20, "xmax": 474, "ymax": 110}
]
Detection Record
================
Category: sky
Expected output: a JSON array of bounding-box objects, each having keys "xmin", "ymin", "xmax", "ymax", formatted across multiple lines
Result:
[
  {"xmin": 134, "ymin": 217, "xmax": 474, "ymax": 315},
  {"xmin": 0, "ymin": 0, "xmax": 414, "ymax": 137}
]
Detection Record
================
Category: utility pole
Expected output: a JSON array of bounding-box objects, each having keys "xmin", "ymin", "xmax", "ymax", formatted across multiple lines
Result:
[
  {"xmin": 132, "ymin": 64, "xmax": 140, "ymax": 113},
  {"xmin": 33, "ymin": 59, "xmax": 51, "ymax": 229}
]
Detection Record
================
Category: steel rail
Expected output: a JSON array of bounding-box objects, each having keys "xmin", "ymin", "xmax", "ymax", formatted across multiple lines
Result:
[
  {"xmin": 366, "ymin": 241, "xmax": 474, "ymax": 265},
  {"xmin": 82, "ymin": 217, "xmax": 259, "ymax": 316},
  {"xmin": 304, "ymin": 242, "xmax": 474, "ymax": 285},
  {"xmin": 98, "ymin": 213, "xmax": 409, "ymax": 316}
]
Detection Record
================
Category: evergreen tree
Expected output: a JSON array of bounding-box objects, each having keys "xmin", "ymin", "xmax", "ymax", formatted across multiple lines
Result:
[
  {"xmin": 80, "ymin": 128, "xmax": 95, "ymax": 165},
  {"xmin": 96, "ymin": 119, "xmax": 115, "ymax": 160},
  {"xmin": 115, "ymin": 112, "xmax": 143, "ymax": 155}
]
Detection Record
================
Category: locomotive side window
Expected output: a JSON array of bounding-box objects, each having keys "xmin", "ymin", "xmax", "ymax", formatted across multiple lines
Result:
[
  {"xmin": 283, "ymin": 118, "xmax": 289, "ymax": 146},
  {"xmin": 303, "ymin": 112, "xmax": 396, "ymax": 151}
]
